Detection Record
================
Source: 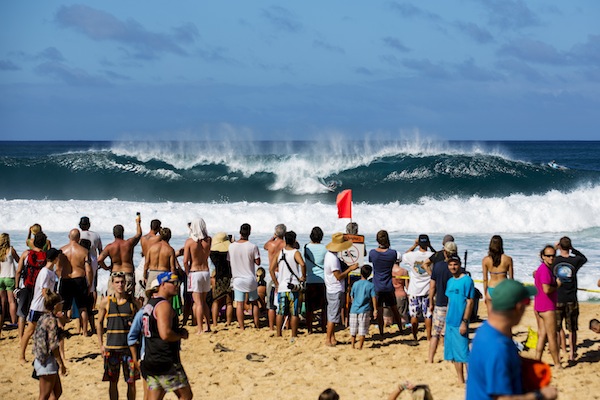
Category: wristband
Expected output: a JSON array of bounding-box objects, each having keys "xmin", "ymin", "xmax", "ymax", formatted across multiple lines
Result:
[
  {"xmin": 461, "ymin": 318, "xmax": 468, "ymax": 324},
  {"xmin": 534, "ymin": 390, "xmax": 543, "ymax": 400}
]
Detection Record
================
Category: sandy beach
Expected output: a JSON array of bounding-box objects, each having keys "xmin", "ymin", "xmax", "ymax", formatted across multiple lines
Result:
[{"xmin": 1, "ymin": 300, "xmax": 599, "ymax": 400}]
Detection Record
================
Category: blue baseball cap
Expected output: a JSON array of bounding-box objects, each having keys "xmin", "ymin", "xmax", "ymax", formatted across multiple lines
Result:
[{"xmin": 157, "ymin": 271, "xmax": 179, "ymax": 285}]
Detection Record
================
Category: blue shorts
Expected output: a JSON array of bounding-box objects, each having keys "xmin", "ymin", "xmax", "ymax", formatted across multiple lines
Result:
[
  {"xmin": 233, "ymin": 289, "xmax": 258, "ymax": 303},
  {"xmin": 34, "ymin": 356, "xmax": 59, "ymax": 376},
  {"xmin": 277, "ymin": 292, "xmax": 300, "ymax": 316},
  {"xmin": 28, "ymin": 310, "xmax": 44, "ymax": 323},
  {"xmin": 443, "ymin": 325, "xmax": 469, "ymax": 363}
]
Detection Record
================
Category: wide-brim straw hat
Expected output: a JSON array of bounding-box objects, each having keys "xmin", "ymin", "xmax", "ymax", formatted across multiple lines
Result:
[
  {"xmin": 145, "ymin": 278, "xmax": 160, "ymax": 297},
  {"xmin": 326, "ymin": 232, "xmax": 353, "ymax": 252},
  {"xmin": 211, "ymin": 232, "xmax": 231, "ymax": 252}
]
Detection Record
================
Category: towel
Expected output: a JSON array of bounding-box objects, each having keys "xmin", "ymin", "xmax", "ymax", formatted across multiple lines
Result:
[{"xmin": 189, "ymin": 218, "xmax": 208, "ymax": 242}]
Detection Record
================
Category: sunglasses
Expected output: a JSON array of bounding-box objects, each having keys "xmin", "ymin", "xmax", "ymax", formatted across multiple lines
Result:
[
  {"xmin": 543, "ymin": 254, "xmax": 556, "ymax": 258},
  {"xmin": 166, "ymin": 280, "xmax": 180, "ymax": 286},
  {"xmin": 111, "ymin": 271, "xmax": 126, "ymax": 277}
]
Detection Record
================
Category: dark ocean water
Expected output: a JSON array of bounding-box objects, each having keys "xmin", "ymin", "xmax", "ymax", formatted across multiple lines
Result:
[
  {"xmin": 2, "ymin": 140, "xmax": 600, "ymax": 298},
  {"xmin": 2, "ymin": 140, "xmax": 599, "ymax": 203}
]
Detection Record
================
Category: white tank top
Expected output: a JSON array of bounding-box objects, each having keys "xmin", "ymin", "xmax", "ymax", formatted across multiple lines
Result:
[
  {"xmin": 277, "ymin": 248, "xmax": 300, "ymax": 293},
  {"xmin": 0, "ymin": 250, "xmax": 16, "ymax": 278}
]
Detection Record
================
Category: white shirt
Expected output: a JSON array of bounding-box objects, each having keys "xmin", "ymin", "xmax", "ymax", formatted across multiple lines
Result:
[
  {"xmin": 324, "ymin": 251, "xmax": 343, "ymax": 294},
  {"xmin": 228, "ymin": 241, "xmax": 260, "ymax": 292},
  {"xmin": 30, "ymin": 267, "xmax": 57, "ymax": 312},
  {"xmin": 0, "ymin": 250, "xmax": 16, "ymax": 278},
  {"xmin": 80, "ymin": 230, "xmax": 102, "ymax": 256},
  {"xmin": 400, "ymin": 250, "xmax": 433, "ymax": 297},
  {"xmin": 277, "ymin": 249, "xmax": 301, "ymax": 293}
]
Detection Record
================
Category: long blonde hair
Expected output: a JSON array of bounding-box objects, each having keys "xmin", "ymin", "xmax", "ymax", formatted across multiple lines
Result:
[{"xmin": 0, "ymin": 233, "xmax": 10, "ymax": 262}]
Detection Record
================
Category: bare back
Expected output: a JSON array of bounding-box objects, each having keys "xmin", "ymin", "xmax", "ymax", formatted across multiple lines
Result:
[
  {"xmin": 264, "ymin": 238, "xmax": 285, "ymax": 265},
  {"xmin": 482, "ymin": 253, "xmax": 514, "ymax": 290},
  {"xmin": 100, "ymin": 238, "xmax": 137, "ymax": 273},
  {"xmin": 146, "ymin": 241, "xmax": 176, "ymax": 273},
  {"xmin": 140, "ymin": 232, "xmax": 161, "ymax": 258},
  {"xmin": 183, "ymin": 237, "xmax": 211, "ymax": 273},
  {"xmin": 60, "ymin": 241, "xmax": 89, "ymax": 279}
]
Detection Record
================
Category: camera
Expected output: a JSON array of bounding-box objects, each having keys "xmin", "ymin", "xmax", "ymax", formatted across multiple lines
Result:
[{"xmin": 287, "ymin": 282, "xmax": 303, "ymax": 292}]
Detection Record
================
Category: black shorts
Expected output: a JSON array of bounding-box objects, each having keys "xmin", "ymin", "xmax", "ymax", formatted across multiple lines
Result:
[
  {"xmin": 376, "ymin": 291, "xmax": 397, "ymax": 308},
  {"xmin": 17, "ymin": 287, "xmax": 33, "ymax": 318},
  {"xmin": 60, "ymin": 277, "xmax": 89, "ymax": 312},
  {"xmin": 268, "ymin": 286, "xmax": 277, "ymax": 311},
  {"xmin": 556, "ymin": 302, "xmax": 579, "ymax": 332},
  {"xmin": 305, "ymin": 283, "xmax": 326, "ymax": 312}
]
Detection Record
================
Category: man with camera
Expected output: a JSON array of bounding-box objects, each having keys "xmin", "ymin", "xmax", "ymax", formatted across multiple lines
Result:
[
  {"xmin": 270, "ymin": 231, "xmax": 306, "ymax": 341},
  {"xmin": 324, "ymin": 233, "xmax": 359, "ymax": 347}
]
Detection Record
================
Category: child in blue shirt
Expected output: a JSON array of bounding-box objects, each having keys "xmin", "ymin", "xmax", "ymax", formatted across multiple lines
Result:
[{"xmin": 349, "ymin": 265, "xmax": 377, "ymax": 349}]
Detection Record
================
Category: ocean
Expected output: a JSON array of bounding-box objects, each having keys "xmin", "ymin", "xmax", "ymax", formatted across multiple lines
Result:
[{"xmin": 1, "ymin": 139, "xmax": 599, "ymax": 300}]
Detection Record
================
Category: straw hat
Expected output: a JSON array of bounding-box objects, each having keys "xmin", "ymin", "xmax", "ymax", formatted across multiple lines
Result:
[
  {"xmin": 326, "ymin": 233, "xmax": 353, "ymax": 252},
  {"xmin": 145, "ymin": 279, "xmax": 160, "ymax": 297},
  {"xmin": 211, "ymin": 232, "xmax": 231, "ymax": 252}
]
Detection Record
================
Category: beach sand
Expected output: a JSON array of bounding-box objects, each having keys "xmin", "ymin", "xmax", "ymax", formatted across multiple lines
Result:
[{"xmin": 1, "ymin": 301, "xmax": 599, "ymax": 400}]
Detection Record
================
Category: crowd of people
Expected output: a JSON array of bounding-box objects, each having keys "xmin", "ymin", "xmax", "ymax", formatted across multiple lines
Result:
[{"xmin": 0, "ymin": 215, "xmax": 598, "ymax": 399}]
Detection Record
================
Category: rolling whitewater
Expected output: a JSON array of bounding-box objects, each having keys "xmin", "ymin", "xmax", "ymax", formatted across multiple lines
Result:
[{"xmin": 1, "ymin": 139, "xmax": 599, "ymax": 299}]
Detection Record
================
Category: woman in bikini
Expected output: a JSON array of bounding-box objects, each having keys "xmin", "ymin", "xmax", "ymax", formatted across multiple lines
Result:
[{"xmin": 481, "ymin": 235, "xmax": 513, "ymax": 314}]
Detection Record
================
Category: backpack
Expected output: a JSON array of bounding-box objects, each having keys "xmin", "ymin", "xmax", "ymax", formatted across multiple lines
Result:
[{"xmin": 23, "ymin": 250, "xmax": 46, "ymax": 289}]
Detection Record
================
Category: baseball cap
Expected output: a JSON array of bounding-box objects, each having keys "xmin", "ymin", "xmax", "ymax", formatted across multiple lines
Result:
[
  {"xmin": 491, "ymin": 279, "xmax": 537, "ymax": 311},
  {"xmin": 447, "ymin": 254, "xmax": 461, "ymax": 264},
  {"xmin": 444, "ymin": 241, "xmax": 457, "ymax": 254},
  {"xmin": 157, "ymin": 271, "xmax": 179, "ymax": 285}
]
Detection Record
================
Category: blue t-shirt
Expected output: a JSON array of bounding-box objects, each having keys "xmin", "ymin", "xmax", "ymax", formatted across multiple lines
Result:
[
  {"xmin": 445, "ymin": 274, "xmax": 475, "ymax": 327},
  {"xmin": 127, "ymin": 309, "xmax": 145, "ymax": 359},
  {"xmin": 369, "ymin": 248, "xmax": 398, "ymax": 293},
  {"xmin": 350, "ymin": 279, "xmax": 376, "ymax": 314},
  {"xmin": 466, "ymin": 321, "xmax": 523, "ymax": 400},
  {"xmin": 304, "ymin": 243, "xmax": 327, "ymax": 284},
  {"xmin": 430, "ymin": 260, "xmax": 453, "ymax": 306}
]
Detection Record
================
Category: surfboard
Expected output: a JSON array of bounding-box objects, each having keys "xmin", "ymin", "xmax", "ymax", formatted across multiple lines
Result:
[
  {"xmin": 318, "ymin": 178, "xmax": 341, "ymax": 192},
  {"xmin": 548, "ymin": 161, "xmax": 567, "ymax": 170}
]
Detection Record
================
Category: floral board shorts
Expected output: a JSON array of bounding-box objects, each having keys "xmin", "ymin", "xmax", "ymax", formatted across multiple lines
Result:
[
  {"xmin": 146, "ymin": 363, "xmax": 190, "ymax": 392},
  {"xmin": 102, "ymin": 350, "xmax": 139, "ymax": 383}
]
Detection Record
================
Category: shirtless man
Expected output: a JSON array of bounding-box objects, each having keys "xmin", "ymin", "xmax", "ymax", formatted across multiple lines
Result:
[
  {"xmin": 183, "ymin": 218, "xmax": 212, "ymax": 334},
  {"xmin": 263, "ymin": 224, "xmax": 286, "ymax": 330},
  {"xmin": 59, "ymin": 229, "xmax": 94, "ymax": 336},
  {"xmin": 98, "ymin": 215, "xmax": 142, "ymax": 296},
  {"xmin": 144, "ymin": 228, "xmax": 176, "ymax": 286},
  {"xmin": 136, "ymin": 219, "xmax": 161, "ymax": 301},
  {"xmin": 391, "ymin": 263, "xmax": 409, "ymax": 328}
]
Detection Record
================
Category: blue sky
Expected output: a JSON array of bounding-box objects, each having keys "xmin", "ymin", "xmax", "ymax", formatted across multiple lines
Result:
[{"xmin": 1, "ymin": 1, "xmax": 599, "ymax": 140}]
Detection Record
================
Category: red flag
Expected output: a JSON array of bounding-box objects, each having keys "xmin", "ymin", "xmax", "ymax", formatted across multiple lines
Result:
[{"xmin": 336, "ymin": 189, "xmax": 352, "ymax": 219}]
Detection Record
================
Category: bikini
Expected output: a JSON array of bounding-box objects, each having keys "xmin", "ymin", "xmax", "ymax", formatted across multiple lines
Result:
[{"xmin": 487, "ymin": 269, "xmax": 508, "ymax": 296}]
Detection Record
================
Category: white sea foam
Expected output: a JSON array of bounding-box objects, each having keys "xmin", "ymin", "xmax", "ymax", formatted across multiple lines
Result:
[
  {"xmin": 2, "ymin": 185, "xmax": 599, "ymax": 235},
  {"xmin": 2, "ymin": 185, "xmax": 599, "ymax": 299}
]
